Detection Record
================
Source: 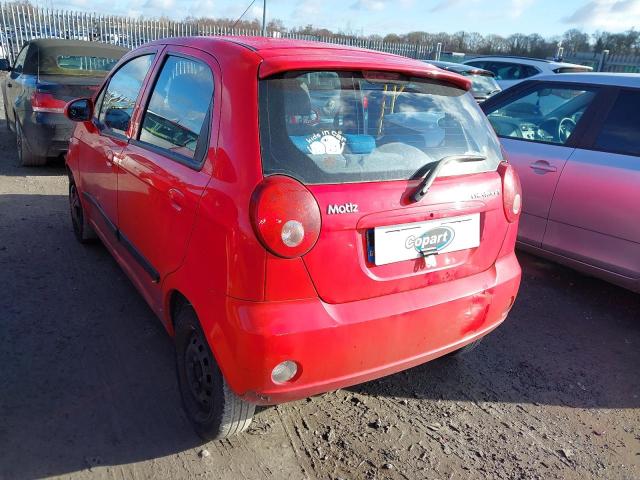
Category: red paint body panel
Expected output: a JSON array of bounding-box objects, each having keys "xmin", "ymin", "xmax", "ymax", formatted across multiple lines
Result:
[{"xmin": 67, "ymin": 37, "xmax": 521, "ymax": 404}]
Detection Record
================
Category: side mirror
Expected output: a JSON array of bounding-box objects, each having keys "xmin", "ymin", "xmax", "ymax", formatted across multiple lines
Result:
[
  {"xmin": 65, "ymin": 98, "xmax": 93, "ymax": 122},
  {"xmin": 0, "ymin": 58, "xmax": 11, "ymax": 71},
  {"xmin": 104, "ymin": 107, "xmax": 130, "ymax": 131}
]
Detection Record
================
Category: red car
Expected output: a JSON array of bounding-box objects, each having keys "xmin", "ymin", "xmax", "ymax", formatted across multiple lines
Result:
[{"xmin": 64, "ymin": 37, "xmax": 522, "ymax": 440}]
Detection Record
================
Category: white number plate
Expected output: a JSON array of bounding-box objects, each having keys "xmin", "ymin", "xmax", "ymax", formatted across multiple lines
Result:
[{"xmin": 373, "ymin": 213, "xmax": 480, "ymax": 266}]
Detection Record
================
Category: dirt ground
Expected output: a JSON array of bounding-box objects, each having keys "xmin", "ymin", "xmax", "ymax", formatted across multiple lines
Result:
[{"xmin": 0, "ymin": 101, "xmax": 638, "ymax": 480}]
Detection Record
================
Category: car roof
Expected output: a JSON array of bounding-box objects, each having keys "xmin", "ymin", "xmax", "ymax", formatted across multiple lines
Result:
[
  {"xmin": 532, "ymin": 72, "xmax": 640, "ymax": 88},
  {"xmin": 463, "ymin": 55, "xmax": 589, "ymax": 69},
  {"xmin": 26, "ymin": 38, "xmax": 128, "ymax": 53},
  {"xmin": 145, "ymin": 36, "xmax": 473, "ymax": 90},
  {"xmin": 423, "ymin": 60, "xmax": 494, "ymax": 75}
]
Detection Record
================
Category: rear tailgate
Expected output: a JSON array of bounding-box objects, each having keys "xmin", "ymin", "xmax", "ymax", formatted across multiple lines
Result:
[
  {"xmin": 259, "ymin": 69, "xmax": 508, "ymax": 304},
  {"xmin": 304, "ymin": 173, "xmax": 506, "ymax": 303}
]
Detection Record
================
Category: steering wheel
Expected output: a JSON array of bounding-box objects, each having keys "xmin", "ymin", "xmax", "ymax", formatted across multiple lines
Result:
[{"xmin": 558, "ymin": 117, "xmax": 577, "ymax": 143}]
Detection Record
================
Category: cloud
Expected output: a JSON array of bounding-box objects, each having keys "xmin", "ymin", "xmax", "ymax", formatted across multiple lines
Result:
[
  {"xmin": 510, "ymin": 0, "xmax": 534, "ymax": 17},
  {"xmin": 293, "ymin": 0, "xmax": 323, "ymax": 18},
  {"xmin": 429, "ymin": 0, "xmax": 465, "ymax": 13},
  {"xmin": 350, "ymin": 0, "xmax": 386, "ymax": 10},
  {"xmin": 563, "ymin": 0, "xmax": 640, "ymax": 30}
]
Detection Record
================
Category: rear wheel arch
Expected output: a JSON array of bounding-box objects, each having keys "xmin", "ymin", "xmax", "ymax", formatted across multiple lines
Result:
[{"xmin": 167, "ymin": 289, "xmax": 190, "ymax": 335}]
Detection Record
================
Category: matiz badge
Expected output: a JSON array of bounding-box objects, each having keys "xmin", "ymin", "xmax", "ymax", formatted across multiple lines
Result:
[{"xmin": 327, "ymin": 203, "xmax": 359, "ymax": 214}]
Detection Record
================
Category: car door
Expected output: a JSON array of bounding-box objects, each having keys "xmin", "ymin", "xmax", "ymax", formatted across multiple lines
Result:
[
  {"xmin": 116, "ymin": 47, "xmax": 219, "ymax": 306},
  {"xmin": 78, "ymin": 50, "xmax": 158, "ymax": 242},
  {"xmin": 4, "ymin": 44, "xmax": 28, "ymax": 127},
  {"xmin": 545, "ymin": 87, "xmax": 640, "ymax": 279},
  {"xmin": 483, "ymin": 83, "xmax": 600, "ymax": 246}
]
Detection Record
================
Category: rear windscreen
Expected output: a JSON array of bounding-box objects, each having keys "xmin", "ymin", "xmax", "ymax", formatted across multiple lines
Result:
[
  {"xmin": 259, "ymin": 71, "xmax": 503, "ymax": 184},
  {"xmin": 36, "ymin": 45, "xmax": 125, "ymax": 76}
]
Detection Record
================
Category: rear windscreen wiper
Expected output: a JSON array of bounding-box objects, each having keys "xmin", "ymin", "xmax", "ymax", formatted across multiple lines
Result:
[{"xmin": 410, "ymin": 154, "xmax": 487, "ymax": 203}]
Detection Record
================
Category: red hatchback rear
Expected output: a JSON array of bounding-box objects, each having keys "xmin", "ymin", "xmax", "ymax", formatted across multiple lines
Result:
[{"xmin": 65, "ymin": 37, "xmax": 522, "ymax": 440}]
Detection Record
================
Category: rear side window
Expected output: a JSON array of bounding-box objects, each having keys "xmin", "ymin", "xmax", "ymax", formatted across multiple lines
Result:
[
  {"xmin": 553, "ymin": 67, "xmax": 591, "ymax": 74},
  {"xmin": 259, "ymin": 71, "xmax": 503, "ymax": 184},
  {"xmin": 138, "ymin": 55, "xmax": 214, "ymax": 167},
  {"xmin": 98, "ymin": 54, "xmax": 155, "ymax": 136},
  {"xmin": 594, "ymin": 90, "xmax": 640, "ymax": 156},
  {"xmin": 488, "ymin": 62, "xmax": 539, "ymax": 81}
]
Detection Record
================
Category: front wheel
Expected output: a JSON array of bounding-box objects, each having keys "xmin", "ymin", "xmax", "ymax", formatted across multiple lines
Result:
[
  {"xmin": 175, "ymin": 304, "xmax": 255, "ymax": 440},
  {"xmin": 69, "ymin": 180, "xmax": 96, "ymax": 243}
]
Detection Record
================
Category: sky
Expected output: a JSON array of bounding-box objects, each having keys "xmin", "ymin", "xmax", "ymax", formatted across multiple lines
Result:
[{"xmin": 48, "ymin": 0, "xmax": 640, "ymax": 37}]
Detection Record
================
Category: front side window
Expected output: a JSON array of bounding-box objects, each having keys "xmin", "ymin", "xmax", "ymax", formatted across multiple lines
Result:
[
  {"xmin": 485, "ymin": 86, "xmax": 596, "ymax": 145},
  {"xmin": 98, "ymin": 54, "xmax": 155, "ymax": 136},
  {"xmin": 260, "ymin": 70, "xmax": 503, "ymax": 184},
  {"xmin": 138, "ymin": 55, "xmax": 214, "ymax": 166},
  {"xmin": 595, "ymin": 90, "xmax": 640, "ymax": 156}
]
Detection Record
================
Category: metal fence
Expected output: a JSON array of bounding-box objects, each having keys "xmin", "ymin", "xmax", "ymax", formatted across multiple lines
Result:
[
  {"xmin": 563, "ymin": 51, "xmax": 640, "ymax": 73},
  {"xmin": 0, "ymin": 3, "xmax": 437, "ymax": 63},
  {"xmin": 2, "ymin": 3, "xmax": 639, "ymax": 72}
]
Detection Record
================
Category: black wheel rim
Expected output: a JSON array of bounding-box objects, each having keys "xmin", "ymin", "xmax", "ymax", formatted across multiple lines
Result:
[
  {"xmin": 184, "ymin": 330, "xmax": 215, "ymax": 420},
  {"xmin": 69, "ymin": 183, "xmax": 82, "ymax": 236}
]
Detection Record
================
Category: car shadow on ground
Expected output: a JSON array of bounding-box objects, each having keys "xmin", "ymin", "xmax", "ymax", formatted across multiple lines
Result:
[
  {"xmin": 1, "ymin": 193, "xmax": 639, "ymax": 478},
  {"xmin": 348, "ymin": 251, "xmax": 640, "ymax": 410},
  {"xmin": 0, "ymin": 193, "xmax": 203, "ymax": 479}
]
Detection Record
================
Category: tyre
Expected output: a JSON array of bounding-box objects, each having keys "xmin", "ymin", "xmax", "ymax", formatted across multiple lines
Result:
[
  {"xmin": 16, "ymin": 118, "xmax": 47, "ymax": 166},
  {"xmin": 175, "ymin": 304, "xmax": 254, "ymax": 440},
  {"xmin": 445, "ymin": 338, "xmax": 483, "ymax": 359},
  {"xmin": 69, "ymin": 179, "xmax": 96, "ymax": 243}
]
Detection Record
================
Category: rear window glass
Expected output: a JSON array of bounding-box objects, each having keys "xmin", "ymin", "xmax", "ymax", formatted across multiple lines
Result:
[
  {"xmin": 36, "ymin": 45, "xmax": 126, "ymax": 76},
  {"xmin": 259, "ymin": 71, "xmax": 503, "ymax": 184},
  {"xmin": 56, "ymin": 55, "xmax": 119, "ymax": 72}
]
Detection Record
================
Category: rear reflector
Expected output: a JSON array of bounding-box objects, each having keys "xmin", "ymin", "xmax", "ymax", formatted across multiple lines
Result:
[{"xmin": 31, "ymin": 92, "xmax": 66, "ymax": 113}]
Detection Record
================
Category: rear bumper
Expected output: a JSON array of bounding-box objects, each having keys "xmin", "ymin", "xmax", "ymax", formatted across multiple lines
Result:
[
  {"xmin": 20, "ymin": 112, "xmax": 74, "ymax": 157},
  {"xmin": 212, "ymin": 253, "xmax": 521, "ymax": 405}
]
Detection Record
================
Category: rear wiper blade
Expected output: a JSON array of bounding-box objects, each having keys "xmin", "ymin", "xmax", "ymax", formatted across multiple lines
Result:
[{"xmin": 410, "ymin": 154, "xmax": 487, "ymax": 203}]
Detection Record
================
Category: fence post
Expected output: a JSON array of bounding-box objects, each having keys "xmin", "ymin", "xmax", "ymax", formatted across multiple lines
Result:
[
  {"xmin": 435, "ymin": 42, "xmax": 442, "ymax": 61},
  {"xmin": 598, "ymin": 49, "xmax": 609, "ymax": 72}
]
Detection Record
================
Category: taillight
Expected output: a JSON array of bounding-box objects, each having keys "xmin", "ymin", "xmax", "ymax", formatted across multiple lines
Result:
[
  {"xmin": 31, "ymin": 92, "xmax": 66, "ymax": 113},
  {"xmin": 250, "ymin": 175, "xmax": 321, "ymax": 258},
  {"xmin": 498, "ymin": 162, "xmax": 522, "ymax": 223}
]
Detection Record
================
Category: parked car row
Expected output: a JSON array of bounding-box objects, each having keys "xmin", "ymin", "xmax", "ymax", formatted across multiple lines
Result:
[{"xmin": 0, "ymin": 38, "xmax": 636, "ymax": 444}]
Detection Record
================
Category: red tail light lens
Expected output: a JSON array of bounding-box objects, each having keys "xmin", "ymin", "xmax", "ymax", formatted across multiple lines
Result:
[
  {"xmin": 251, "ymin": 176, "xmax": 321, "ymax": 258},
  {"xmin": 498, "ymin": 162, "xmax": 522, "ymax": 223},
  {"xmin": 31, "ymin": 92, "xmax": 66, "ymax": 113}
]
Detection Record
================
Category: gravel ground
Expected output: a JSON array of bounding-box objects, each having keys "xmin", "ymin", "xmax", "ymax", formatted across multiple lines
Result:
[{"xmin": 0, "ymin": 100, "xmax": 638, "ymax": 480}]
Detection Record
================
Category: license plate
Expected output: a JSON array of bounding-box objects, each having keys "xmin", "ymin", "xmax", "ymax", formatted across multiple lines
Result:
[{"xmin": 373, "ymin": 213, "xmax": 480, "ymax": 266}]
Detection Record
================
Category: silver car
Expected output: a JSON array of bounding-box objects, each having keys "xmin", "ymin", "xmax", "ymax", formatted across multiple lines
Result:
[
  {"xmin": 465, "ymin": 56, "xmax": 592, "ymax": 90},
  {"xmin": 481, "ymin": 73, "xmax": 640, "ymax": 292}
]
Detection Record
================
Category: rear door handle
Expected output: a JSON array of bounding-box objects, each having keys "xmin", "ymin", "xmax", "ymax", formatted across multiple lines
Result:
[
  {"xmin": 105, "ymin": 150, "xmax": 114, "ymax": 167},
  {"xmin": 168, "ymin": 188, "xmax": 185, "ymax": 211},
  {"xmin": 529, "ymin": 160, "xmax": 557, "ymax": 173},
  {"xmin": 7, "ymin": 83, "xmax": 12, "ymax": 87}
]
